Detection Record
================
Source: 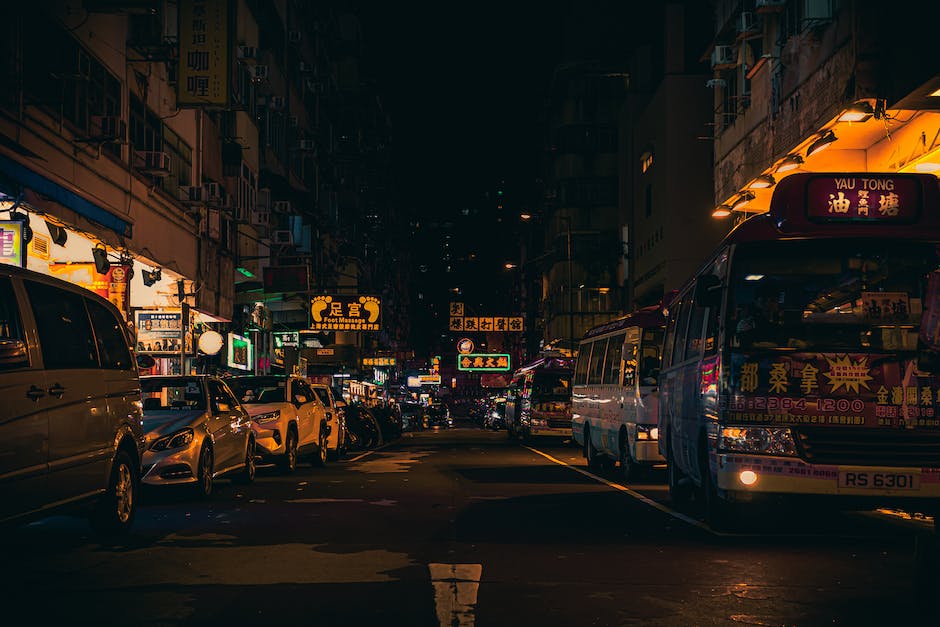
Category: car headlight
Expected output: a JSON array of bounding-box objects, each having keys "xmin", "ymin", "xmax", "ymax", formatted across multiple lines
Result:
[
  {"xmin": 531, "ymin": 418, "xmax": 547, "ymax": 427},
  {"xmin": 636, "ymin": 425, "xmax": 659, "ymax": 440},
  {"xmin": 720, "ymin": 426, "xmax": 798, "ymax": 456},
  {"xmin": 254, "ymin": 410, "xmax": 281, "ymax": 425},
  {"xmin": 491, "ymin": 411, "xmax": 500, "ymax": 419},
  {"xmin": 151, "ymin": 428, "xmax": 195, "ymax": 451}
]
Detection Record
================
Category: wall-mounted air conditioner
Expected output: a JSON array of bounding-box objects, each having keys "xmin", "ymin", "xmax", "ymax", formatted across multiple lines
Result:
[
  {"xmin": 134, "ymin": 151, "xmax": 171, "ymax": 176},
  {"xmin": 250, "ymin": 208, "xmax": 270, "ymax": 227},
  {"xmin": 710, "ymin": 45, "xmax": 736, "ymax": 69}
]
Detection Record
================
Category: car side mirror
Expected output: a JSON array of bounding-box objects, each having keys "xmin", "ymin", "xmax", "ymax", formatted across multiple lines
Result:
[
  {"xmin": 0, "ymin": 338, "xmax": 28, "ymax": 367},
  {"xmin": 136, "ymin": 353, "xmax": 156, "ymax": 370}
]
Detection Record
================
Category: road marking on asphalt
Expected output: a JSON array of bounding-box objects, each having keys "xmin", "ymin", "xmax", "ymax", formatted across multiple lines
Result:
[
  {"xmin": 347, "ymin": 442, "xmax": 394, "ymax": 462},
  {"xmin": 523, "ymin": 445, "xmax": 709, "ymax": 531},
  {"xmin": 428, "ymin": 563, "xmax": 482, "ymax": 627}
]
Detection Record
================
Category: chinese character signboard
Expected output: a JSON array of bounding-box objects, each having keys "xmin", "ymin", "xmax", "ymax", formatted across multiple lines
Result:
[
  {"xmin": 310, "ymin": 294, "xmax": 381, "ymax": 331},
  {"xmin": 50, "ymin": 262, "xmax": 132, "ymax": 320},
  {"xmin": 178, "ymin": 0, "xmax": 230, "ymax": 107},
  {"xmin": 457, "ymin": 353, "xmax": 511, "ymax": 372},
  {"xmin": 449, "ymin": 302, "xmax": 465, "ymax": 316},
  {"xmin": 806, "ymin": 175, "xmax": 920, "ymax": 222},
  {"xmin": 0, "ymin": 221, "xmax": 24, "ymax": 267},
  {"xmin": 363, "ymin": 357, "xmax": 397, "ymax": 367},
  {"xmin": 135, "ymin": 310, "xmax": 185, "ymax": 354}
]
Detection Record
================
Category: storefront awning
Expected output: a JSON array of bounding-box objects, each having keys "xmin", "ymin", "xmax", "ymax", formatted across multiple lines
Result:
[{"xmin": 0, "ymin": 152, "xmax": 133, "ymax": 237}]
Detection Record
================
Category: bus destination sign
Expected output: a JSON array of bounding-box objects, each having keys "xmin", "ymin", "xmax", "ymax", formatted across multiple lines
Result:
[{"xmin": 805, "ymin": 175, "xmax": 921, "ymax": 222}]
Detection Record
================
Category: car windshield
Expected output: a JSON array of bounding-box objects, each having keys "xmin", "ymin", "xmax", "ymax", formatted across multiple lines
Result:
[
  {"xmin": 228, "ymin": 377, "xmax": 287, "ymax": 404},
  {"xmin": 141, "ymin": 377, "xmax": 207, "ymax": 411},
  {"xmin": 729, "ymin": 240, "xmax": 937, "ymax": 352}
]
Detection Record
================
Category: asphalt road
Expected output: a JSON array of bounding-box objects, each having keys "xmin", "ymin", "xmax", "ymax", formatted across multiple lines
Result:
[{"xmin": 3, "ymin": 421, "xmax": 939, "ymax": 626}]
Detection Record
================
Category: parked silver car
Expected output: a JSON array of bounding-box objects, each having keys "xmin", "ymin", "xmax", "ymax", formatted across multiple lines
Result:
[{"xmin": 140, "ymin": 375, "xmax": 255, "ymax": 497}]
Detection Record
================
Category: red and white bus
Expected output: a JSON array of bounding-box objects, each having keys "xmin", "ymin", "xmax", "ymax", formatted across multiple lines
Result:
[{"xmin": 658, "ymin": 172, "xmax": 940, "ymax": 529}]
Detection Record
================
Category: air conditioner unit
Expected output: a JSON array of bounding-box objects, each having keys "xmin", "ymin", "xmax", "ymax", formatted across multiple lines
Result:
[
  {"xmin": 135, "ymin": 150, "xmax": 171, "ymax": 176},
  {"xmin": 237, "ymin": 45, "xmax": 258, "ymax": 61},
  {"xmin": 738, "ymin": 12, "xmax": 757, "ymax": 34},
  {"xmin": 91, "ymin": 115, "xmax": 126, "ymax": 142},
  {"xmin": 297, "ymin": 139, "xmax": 316, "ymax": 151},
  {"xmin": 253, "ymin": 65, "xmax": 270, "ymax": 80},
  {"xmin": 705, "ymin": 78, "xmax": 727, "ymax": 88},
  {"xmin": 288, "ymin": 31, "xmax": 302, "ymax": 44},
  {"xmin": 710, "ymin": 45, "xmax": 736, "ymax": 69},
  {"xmin": 272, "ymin": 230, "xmax": 294, "ymax": 245},
  {"xmin": 272, "ymin": 200, "xmax": 292, "ymax": 214},
  {"xmin": 250, "ymin": 208, "xmax": 270, "ymax": 227},
  {"xmin": 203, "ymin": 181, "xmax": 224, "ymax": 198},
  {"xmin": 270, "ymin": 96, "xmax": 286, "ymax": 110},
  {"xmin": 181, "ymin": 185, "xmax": 205, "ymax": 203},
  {"xmin": 803, "ymin": 0, "xmax": 833, "ymax": 22},
  {"xmin": 298, "ymin": 61, "xmax": 313, "ymax": 73}
]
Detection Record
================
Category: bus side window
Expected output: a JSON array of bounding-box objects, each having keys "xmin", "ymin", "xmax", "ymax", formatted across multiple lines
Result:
[
  {"xmin": 623, "ymin": 340, "xmax": 638, "ymax": 387},
  {"xmin": 575, "ymin": 342, "xmax": 592, "ymax": 385},
  {"xmin": 672, "ymin": 295, "xmax": 693, "ymax": 365},
  {"xmin": 587, "ymin": 338, "xmax": 609, "ymax": 384},
  {"xmin": 604, "ymin": 334, "xmax": 624, "ymax": 385},
  {"xmin": 685, "ymin": 295, "xmax": 708, "ymax": 361},
  {"xmin": 662, "ymin": 297, "xmax": 682, "ymax": 370}
]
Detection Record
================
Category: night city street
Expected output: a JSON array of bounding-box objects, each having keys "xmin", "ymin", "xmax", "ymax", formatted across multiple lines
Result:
[
  {"xmin": 5, "ymin": 2, "xmax": 940, "ymax": 626},
  {"xmin": 3, "ymin": 417, "xmax": 937, "ymax": 626}
]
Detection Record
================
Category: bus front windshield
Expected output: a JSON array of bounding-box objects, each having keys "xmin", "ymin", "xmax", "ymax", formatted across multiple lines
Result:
[
  {"xmin": 729, "ymin": 240, "xmax": 938, "ymax": 352},
  {"xmin": 531, "ymin": 371, "xmax": 572, "ymax": 400}
]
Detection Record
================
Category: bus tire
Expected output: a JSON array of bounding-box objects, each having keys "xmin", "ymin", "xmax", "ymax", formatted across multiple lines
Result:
[
  {"xmin": 666, "ymin": 436, "xmax": 693, "ymax": 508},
  {"xmin": 584, "ymin": 426, "xmax": 603, "ymax": 471},
  {"xmin": 701, "ymin": 452, "xmax": 738, "ymax": 532},
  {"xmin": 619, "ymin": 434, "xmax": 639, "ymax": 482}
]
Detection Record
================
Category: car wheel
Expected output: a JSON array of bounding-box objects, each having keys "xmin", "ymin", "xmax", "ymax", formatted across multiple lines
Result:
[
  {"xmin": 195, "ymin": 444, "xmax": 214, "ymax": 499},
  {"xmin": 91, "ymin": 448, "xmax": 138, "ymax": 536},
  {"xmin": 234, "ymin": 437, "xmax": 257, "ymax": 484},
  {"xmin": 584, "ymin": 426, "xmax": 603, "ymax": 471},
  {"xmin": 279, "ymin": 427, "xmax": 298, "ymax": 474},
  {"xmin": 311, "ymin": 425, "xmax": 328, "ymax": 468}
]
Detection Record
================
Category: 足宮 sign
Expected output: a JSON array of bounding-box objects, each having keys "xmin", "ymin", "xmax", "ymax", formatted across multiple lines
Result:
[
  {"xmin": 310, "ymin": 294, "xmax": 382, "ymax": 331},
  {"xmin": 458, "ymin": 353, "xmax": 511, "ymax": 372},
  {"xmin": 363, "ymin": 357, "xmax": 396, "ymax": 367}
]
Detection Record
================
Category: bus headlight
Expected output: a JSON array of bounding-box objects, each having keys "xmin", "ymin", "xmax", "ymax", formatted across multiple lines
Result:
[
  {"xmin": 720, "ymin": 426, "xmax": 798, "ymax": 456},
  {"xmin": 636, "ymin": 425, "xmax": 659, "ymax": 440}
]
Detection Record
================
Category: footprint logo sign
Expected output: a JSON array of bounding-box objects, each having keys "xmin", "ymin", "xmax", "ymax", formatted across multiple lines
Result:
[
  {"xmin": 359, "ymin": 296, "xmax": 381, "ymax": 322},
  {"xmin": 309, "ymin": 294, "xmax": 381, "ymax": 331}
]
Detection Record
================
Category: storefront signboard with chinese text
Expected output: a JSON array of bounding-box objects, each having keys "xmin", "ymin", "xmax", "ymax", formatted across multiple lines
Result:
[
  {"xmin": 310, "ymin": 294, "xmax": 381, "ymax": 331},
  {"xmin": 458, "ymin": 353, "xmax": 511, "ymax": 372}
]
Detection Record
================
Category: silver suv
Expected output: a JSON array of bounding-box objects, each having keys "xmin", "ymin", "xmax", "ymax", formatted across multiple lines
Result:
[{"xmin": 0, "ymin": 265, "xmax": 145, "ymax": 534}]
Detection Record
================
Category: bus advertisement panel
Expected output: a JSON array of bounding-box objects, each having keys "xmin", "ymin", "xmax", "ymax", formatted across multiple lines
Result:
[
  {"xmin": 572, "ymin": 305, "xmax": 666, "ymax": 480},
  {"xmin": 658, "ymin": 173, "xmax": 940, "ymax": 530}
]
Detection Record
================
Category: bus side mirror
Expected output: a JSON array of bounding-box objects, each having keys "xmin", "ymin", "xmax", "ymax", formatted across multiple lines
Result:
[
  {"xmin": 694, "ymin": 274, "xmax": 722, "ymax": 309},
  {"xmin": 917, "ymin": 270, "xmax": 940, "ymax": 373}
]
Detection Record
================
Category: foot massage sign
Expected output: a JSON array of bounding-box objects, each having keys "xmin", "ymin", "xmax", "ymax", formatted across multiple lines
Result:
[{"xmin": 310, "ymin": 294, "xmax": 382, "ymax": 331}]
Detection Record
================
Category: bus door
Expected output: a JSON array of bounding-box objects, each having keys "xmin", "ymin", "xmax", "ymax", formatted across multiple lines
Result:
[{"xmin": 637, "ymin": 326, "xmax": 664, "ymax": 425}]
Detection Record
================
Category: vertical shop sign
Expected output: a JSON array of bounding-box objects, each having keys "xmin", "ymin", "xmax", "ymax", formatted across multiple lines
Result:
[{"xmin": 178, "ymin": 0, "xmax": 230, "ymax": 107}]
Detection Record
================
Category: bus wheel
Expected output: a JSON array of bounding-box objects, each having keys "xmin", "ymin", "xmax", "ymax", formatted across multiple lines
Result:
[
  {"xmin": 666, "ymin": 439, "xmax": 693, "ymax": 508},
  {"xmin": 619, "ymin": 438, "xmax": 639, "ymax": 482},
  {"xmin": 584, "ymin": 427, "xmax": 603, "ymax": 471}
]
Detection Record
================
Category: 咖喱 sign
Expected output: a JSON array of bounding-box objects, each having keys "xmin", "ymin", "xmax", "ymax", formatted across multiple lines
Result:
[
  {"xmin": 178, "ymin": 0, "xmax": 230, "ymax": 107},
  {"xmin": 310, "ymin": 294, "xmax": 382, "ymax": 331},
  {"xmin": 457, "ymin": 353, "xmax": 511, "ymax": 372}
]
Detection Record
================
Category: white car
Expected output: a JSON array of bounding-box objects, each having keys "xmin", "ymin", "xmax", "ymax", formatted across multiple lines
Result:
[{"xmin": 228, "ymin": 375, "xmax": 331, "ymax": 472}]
